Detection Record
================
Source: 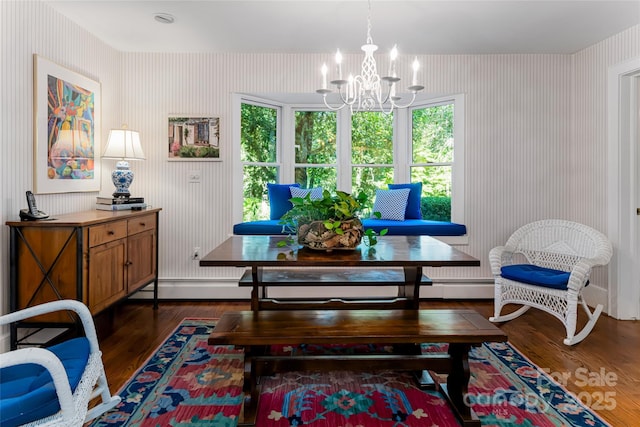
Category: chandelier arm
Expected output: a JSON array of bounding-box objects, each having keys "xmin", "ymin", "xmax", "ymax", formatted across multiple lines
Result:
[
  {"xmin": 378, "ymin": 82, "xmax": 394, "ymax": 105},
  {"xmin": 322, "ymin": 95, "xmax": 350, "ymax": 111},
  {"xmin": 379, "ymin": 102, "xmax": 395, "ymax": 115},
  {"xmin": 389, "ymin": 92, "xmax": 418, "ymax": 109},
  {"xmin": 336, "ymin": 84, "xmax": 358, "ymax": 107}
]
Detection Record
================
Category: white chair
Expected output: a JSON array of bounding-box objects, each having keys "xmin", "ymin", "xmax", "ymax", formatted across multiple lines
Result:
[
  {"xmin": 489, "ymin": 219, "xmax": 613, "ymax": 345},
  {"xmin": 0, "ymin": 300, "xmax": 121, "ymax": 426}
]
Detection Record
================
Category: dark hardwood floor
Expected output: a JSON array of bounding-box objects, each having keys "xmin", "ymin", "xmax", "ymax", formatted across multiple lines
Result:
[{"xmin": 97, "ymin": 300, "xmax": 639, "ymax": 426}]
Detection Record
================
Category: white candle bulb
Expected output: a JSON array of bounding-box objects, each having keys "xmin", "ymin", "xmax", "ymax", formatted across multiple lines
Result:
[
  {"xmin": 412, "ymin": 57, "xmax": 420, "ymax": 86},
  {"xmin": 389, "ymin": 45, "xmax": 398, "ymax": 77},
  {"xmin": 335, "ymin": 49, "xmax": 343, "ymax": 80}
]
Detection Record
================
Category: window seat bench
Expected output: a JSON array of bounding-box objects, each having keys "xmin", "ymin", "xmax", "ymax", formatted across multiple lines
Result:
[{"xmin": 233, "ymin": 218, "xmax": 467, "ymax": 236}]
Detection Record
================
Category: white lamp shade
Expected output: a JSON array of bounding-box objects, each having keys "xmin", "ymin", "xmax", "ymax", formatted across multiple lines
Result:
[{"xmin": 103, "ymin": 129, "xmax": 145, "ymax": 160}]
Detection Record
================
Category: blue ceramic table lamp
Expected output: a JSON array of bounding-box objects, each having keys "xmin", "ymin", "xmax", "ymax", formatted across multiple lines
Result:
[{"xmin": 102, "ymin": 127, "xmax": 145, "ymax": 198}]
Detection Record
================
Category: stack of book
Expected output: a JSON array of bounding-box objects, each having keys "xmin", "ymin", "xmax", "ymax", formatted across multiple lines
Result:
[{"xmin": 96, "ymin": 196, "xmax": 147, "ymax": 211}]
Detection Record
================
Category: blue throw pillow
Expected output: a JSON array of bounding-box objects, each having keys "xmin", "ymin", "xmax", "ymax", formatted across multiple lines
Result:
[
  {"xmin": 388, "ymin": 182, "xmax": 422, "ymax": 219},
  {"xmin": 290, "ymin": 186, "xmax": 323, "ymax": 200},
  {"xmin": 268, "ymin": 183, "xmax": 301, "ymax": 220},
  {"xmin": 371, "ymin": 188, "xmax": 411, "ymax": 221}
]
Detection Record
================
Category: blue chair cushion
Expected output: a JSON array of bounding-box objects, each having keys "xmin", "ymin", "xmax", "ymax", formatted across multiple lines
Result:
[
  {"xmin": 500, "ymin": 264, "xmax": 586, "ymax": 290},
  {"xmin": 0, "ymin": 337, "xmax": 91, "ymax": 427},
  {"xmin": 388, "ymin": 183, "xmax": 422, "ymax": 219},
  {"xmin": 268, "ymin": 183, "xmax": 300, "ymax": 220}
]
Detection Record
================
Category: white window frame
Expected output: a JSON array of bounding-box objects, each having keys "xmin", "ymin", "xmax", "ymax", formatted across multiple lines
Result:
[
  {"xmin": 232, "ymin": 94, "xmax": 283, "ymax": 223},
  {"xmin": 290, "ymin": 106, "xmax": 341, "ymax": 189},
  {"xmin": 349, "ymin": 109, "xmax": 396, "ymax": 195},
  {"xmin": 234, "ymin": 93, "xmax": 466, "ymax": 244},
  {"xmin": 404, "ymin": 94, "xmax": 466, "ymax": 228}
]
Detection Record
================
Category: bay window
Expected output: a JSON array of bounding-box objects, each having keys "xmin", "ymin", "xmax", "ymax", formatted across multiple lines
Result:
[{"xmin": 237, "ymin": 93, "xmax": 464, "ymax": 225}]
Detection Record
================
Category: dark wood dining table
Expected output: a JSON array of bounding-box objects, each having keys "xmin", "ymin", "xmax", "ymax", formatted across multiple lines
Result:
[{"xmin": 200, "ymin": 235, "xmax": 480, "ymax": 311}]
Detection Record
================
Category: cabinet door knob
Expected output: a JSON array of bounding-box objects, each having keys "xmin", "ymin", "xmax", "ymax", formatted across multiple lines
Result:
[
  {"xmin": 108, "ymin": 230, "xmax": 115, "ymax": 235},
  {"xmin": 140, "ymin": 223, "xmax": 146, "ymax": 227},
  {"xmin": 125, "ymin": 260, "xmax": 133, "ymax": 266}
]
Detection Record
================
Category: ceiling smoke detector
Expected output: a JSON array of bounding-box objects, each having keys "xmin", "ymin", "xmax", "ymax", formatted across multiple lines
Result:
[{"xmin": 153, "ymin": 13, "xmax": 175, "ymax": 24}]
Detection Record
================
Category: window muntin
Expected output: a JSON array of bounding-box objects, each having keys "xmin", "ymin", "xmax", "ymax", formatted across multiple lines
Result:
[
  {"xmin": 241, "ymin": 103, "xmax": 277, "ymax": 163},
  {"xmin": 351, "ymin": 111, "xmax": 394, "ymax": 202},
  {"xmin": 351, "ymin": 111, "xmax": 393, "ymax": 164},
  {"xmin": 352, "ymin": 166, "xmax": 394, "ymax": 206},
  {"xmin": 294, "ymin": 110, "xmax": 337, "ymax": 189},
  {"xmin": 411, "ymin": 103, "xmax": 454, "ymax": 221},
  {"xmin": 241, "ymin": 103, "xmax": 279, "ymax": 221}
]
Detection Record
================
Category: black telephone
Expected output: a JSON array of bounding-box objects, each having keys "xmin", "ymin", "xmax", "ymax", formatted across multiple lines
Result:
[{"xmin": 20, "ymin": 191, "xmax": 49, "ymax": 220}]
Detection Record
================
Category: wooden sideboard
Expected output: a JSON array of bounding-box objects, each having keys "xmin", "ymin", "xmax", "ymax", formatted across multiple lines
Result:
[{"xmin": 6, "ymin": 208, "xmax": 161, "ymax": 348}]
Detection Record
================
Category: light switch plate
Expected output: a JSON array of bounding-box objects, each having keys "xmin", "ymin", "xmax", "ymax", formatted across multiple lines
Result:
[{"xmin": 189, "ymin": 170, "xmax": 201, "ymax": 183}]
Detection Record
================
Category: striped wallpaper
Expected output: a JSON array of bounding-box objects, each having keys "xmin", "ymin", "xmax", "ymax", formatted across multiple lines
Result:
[{"xmin": 1, "ymin": 1, "xmax": 639, "ymax": 315}]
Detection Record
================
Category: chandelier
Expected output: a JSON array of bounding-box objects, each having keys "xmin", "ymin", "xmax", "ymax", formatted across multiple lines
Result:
[{"xmin": 316, "ymin": 0, "xmax": 424, "ymax": 114}]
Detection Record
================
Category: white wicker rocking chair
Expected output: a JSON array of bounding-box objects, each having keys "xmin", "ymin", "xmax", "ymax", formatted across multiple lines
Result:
[
  {"xmin": 0, "ymin": 299, "xmax": 121, "ymax": 426},
  {"xmin": 489, "ymin": 219, "xmax": 613, "ymax": 346}
]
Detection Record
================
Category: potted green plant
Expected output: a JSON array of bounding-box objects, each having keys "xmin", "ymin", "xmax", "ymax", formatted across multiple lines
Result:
[{"xmin": 280, "ymin": 189, "xmax": 385, "ymax": 251}]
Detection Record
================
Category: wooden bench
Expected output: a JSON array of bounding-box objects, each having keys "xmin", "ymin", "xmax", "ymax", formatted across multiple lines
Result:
[{"xmin": 209, "ymin": 308, "xmax": 507, "ymax": 427}]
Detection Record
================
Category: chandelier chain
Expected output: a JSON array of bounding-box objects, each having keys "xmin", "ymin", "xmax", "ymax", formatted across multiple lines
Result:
[{"xmin": 366, "ymin": 0, "xmax": 373, "ymax": 44}]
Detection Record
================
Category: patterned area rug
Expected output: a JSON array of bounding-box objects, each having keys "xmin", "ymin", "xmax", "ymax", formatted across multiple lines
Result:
[{"xmin": 88, "ymin": 318, "xmax": 611, "ymax": 427}]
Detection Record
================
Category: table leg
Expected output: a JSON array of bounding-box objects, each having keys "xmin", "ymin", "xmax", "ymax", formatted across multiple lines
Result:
[
  {"xmin": 238, "ymin": 345, "xmax": 266, "ymax": 426},
  {"xmin": 401, "ymin": 266, "xmax": 421, "ymax": 309},
  {"xmin": 394, "ymin": 342, "xmax": 437, "ymax": 389},
  {"xmin": 438, "ymin": 343, "xmax": 480, "ymax": 427},
  {"xmin": 250, "ymin": 266, "xmax": 263, "ymax": 312}
]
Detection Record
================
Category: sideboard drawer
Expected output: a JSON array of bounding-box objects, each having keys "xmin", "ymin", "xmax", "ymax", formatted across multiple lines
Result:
[
  {"xmin": 128, "ymin": 214, "xmax": 156, "ymax": 235},
  {"xmin": 89, "ymin": 220, "xmax": 128, "ymax": 247}
]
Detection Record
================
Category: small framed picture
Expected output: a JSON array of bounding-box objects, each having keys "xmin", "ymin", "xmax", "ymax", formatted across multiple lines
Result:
[
  {"xmin": 33, "ymin": 55, "xmax": 102, "ymax": 193},
  {"xmin": 168, "ymin": 116, "xmax": 221, "ymax": 161}
]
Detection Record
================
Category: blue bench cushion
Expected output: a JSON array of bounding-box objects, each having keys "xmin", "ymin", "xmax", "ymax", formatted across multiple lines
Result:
[
  {"xmin": 0, "ymin": 337, "xmax": 91, "ymax": 427},
  {"xmin": 234, "ymin": 219, "xmax": 467, "ymax": 237},
  {"xmin": 500, "ymin": 264, "xmax": 586, "ymax": 290},
  {"xmin": 361, "ymin": 219, "xmax": 467, "ymax": 236},
  {"xmin": 234, "ymin": 220, "xmax": 289, "ymax": 235}
]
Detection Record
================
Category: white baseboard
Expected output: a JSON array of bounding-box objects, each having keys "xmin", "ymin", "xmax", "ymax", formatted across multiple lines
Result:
[{"xmin": 583, "ymin": 285, "xmax": 610, "ymax": 314}]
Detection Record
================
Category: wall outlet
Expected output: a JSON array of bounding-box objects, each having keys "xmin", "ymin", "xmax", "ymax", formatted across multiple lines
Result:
[{"xmin": 191, "ymin": 247, "xmax": 200, "ymax": 260}]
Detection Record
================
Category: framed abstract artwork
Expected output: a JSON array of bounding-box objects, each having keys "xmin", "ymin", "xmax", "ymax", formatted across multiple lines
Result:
[
  {"xmin": 33, "ymin": 55, "xmax": 102, "ymax": 193},
  {"xmin": 167, "ymin": 116, "xmax": 221, "ymax": 161}
]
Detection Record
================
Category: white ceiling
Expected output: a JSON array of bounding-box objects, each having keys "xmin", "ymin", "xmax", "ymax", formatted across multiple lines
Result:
[{"xmin": 45, "ymin": 0, "xmax": 640, "ymax": 55}]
